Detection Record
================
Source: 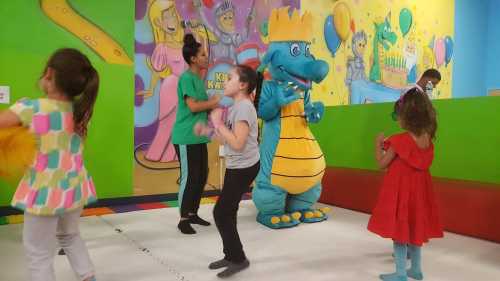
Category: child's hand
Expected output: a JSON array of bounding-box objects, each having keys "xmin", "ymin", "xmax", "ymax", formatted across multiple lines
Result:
[
  {"xmin": 194, "ymin": 122, "xmax": 213, "ymax": 137},
  {"xmin": 209, "ymin": 94, "xmax": 222, "ymax": 109},
  {"xmin": 375, "ymin": 133, "xmax": 385, "ymax": 149},
  {"xmin": 210, "ymin": 108, "xmax": 224, "ymax": 129}
]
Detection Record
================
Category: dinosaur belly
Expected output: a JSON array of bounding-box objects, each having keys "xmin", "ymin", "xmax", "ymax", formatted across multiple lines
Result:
[{"xmin": 271, "ymin": 99, "xmax": 325, "ymax": 194}]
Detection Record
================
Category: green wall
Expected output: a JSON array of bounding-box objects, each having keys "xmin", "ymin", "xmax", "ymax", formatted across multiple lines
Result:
[
  {"xmin": 0, "ymin": 0, "xmax": 134, "ymax": 206},
  {"xmin": 312, "ymin": 96, "xmax": 500, "ymax": 185}
]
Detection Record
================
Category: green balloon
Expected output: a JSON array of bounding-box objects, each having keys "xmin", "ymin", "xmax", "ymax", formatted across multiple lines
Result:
[{"xmin": 399, "ymin": 8, "xmax": 412, "ymax": 37}]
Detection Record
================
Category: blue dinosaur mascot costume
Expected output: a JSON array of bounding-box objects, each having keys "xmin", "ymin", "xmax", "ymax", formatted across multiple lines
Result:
[{"xmin": 253, "ymin": 7, "xmax": 330, "ymax": 229}]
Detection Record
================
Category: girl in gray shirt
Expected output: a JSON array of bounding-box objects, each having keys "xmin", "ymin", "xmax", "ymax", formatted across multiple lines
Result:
[{"xmin": 195, "ymin": 65, "xmax": 260, "ymax": 278}]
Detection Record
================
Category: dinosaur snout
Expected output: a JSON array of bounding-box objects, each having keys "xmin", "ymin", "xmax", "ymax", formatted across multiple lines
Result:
[{"xmin": 305, "ymin": 60, "xmax": 329, "ymax": 83}]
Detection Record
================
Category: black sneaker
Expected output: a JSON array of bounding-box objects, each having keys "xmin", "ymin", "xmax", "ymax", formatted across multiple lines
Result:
[
  {"xmin": 209, "ymin": 258, "xmax": 230, "ymax": 270},
  {"xmin": 178, "ymin": 220, "xmax": 196, "ymax": 234},
  {"xmin": 217, "ymin": 259, "xmax": 250, "ymax": 278},
  {"xmin": 189, "ymin": 214, "xmax": 211, "ymax": 226}
]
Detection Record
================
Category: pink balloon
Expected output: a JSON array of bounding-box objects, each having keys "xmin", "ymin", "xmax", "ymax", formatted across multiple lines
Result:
[{"xmin": 434, "ymin": 38, "xmax": 446, "ymax": 67}]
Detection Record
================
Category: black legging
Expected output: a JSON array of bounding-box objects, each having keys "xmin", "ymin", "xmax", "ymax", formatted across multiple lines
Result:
[
  {"xmin": 213, "ymin": 161, "xmax": 260, "ymax": 263},
  {"xmin": 174, "ymin": 143, "xmax": 208, "ymax": 218}
]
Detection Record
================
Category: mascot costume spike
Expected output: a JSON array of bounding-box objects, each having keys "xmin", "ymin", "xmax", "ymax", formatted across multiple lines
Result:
[{"xmin": 253, "ymin": 7, "xmax": 330, "ymax": 229}]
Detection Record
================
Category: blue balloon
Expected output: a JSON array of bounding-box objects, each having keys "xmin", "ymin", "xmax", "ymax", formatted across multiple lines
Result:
[
  {"xmin": 324, "ymin": 15, "xmax": 341, "ymax": 57},
  {"xmin": 445, "ymin": 36, "xmax": 454, "ymax": 66}
]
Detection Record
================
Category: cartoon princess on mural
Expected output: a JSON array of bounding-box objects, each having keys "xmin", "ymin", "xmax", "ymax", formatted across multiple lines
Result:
[
  {"xmin": 192, "ymin": 0, "xmax": 256, "ymax": 63},
  {"xmin": 140, "ymin": 0, "xmax": 187, "ymax": 162}
]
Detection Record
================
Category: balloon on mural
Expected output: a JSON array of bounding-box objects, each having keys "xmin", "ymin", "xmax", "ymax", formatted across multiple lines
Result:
[
  {"xmin": 434, "ymin": 38, "xmax": 446, "ymax": 67},
  {"xmin": 399, "ymin": 8, "xmax": 413, "ymax": 37},
  {"xmin": 333, "ymin": 2, "xmax": 351, "ymax": 42},
  {"xmin": 444, "ymin": 36, "xmax": 454, "ymax": 66},
  {"xmin": 202, "ymin": 0, "xmax": 214, "ymax": 9},
  {"xmin": 429, "ymin": 35, "xmax": 435, "ymax": 49},
  {"xmin": 324, "ymin": 15, "xmax": 341, "ymax": 57}
]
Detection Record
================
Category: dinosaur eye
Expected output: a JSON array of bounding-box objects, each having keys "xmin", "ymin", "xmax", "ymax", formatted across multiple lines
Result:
[
  {"xmin": 305, "ymin": 44, "xmax": 311, "ymax": 57},
  {"xmin": 290, "ymin": 43, "xmax": 301, "ymax": 56}
]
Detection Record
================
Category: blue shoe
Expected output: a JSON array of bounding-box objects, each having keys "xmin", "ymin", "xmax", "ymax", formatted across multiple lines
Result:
[
  {"xmin": 379, "ymin": 273, "xmax": 407, "ymax": 281},
  {"xmin": 407, "ymin": 269, "xmax": 423, "ymax": 280},
  {"xmin": 380, "ymin": 243, "xmax": 408, "ymax": 281},
  {"xmin": 407, "ymin": 245, "xmax": 423, "ymax": 280}
]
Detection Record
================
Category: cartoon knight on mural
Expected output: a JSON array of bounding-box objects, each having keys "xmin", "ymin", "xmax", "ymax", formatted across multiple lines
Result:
[
  {"xmin": 253, "ymin": 7, "xmax": 330, "ymax": 229},
  {"xmin": 193, "ymin": 0, "xmax": 255, "ymax": 63},
  {"xmin": 346, "ymin": 31, "xmax": 368, "ymax": 89}
]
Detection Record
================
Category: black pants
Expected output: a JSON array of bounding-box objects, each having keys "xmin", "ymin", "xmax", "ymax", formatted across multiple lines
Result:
[
  {"xmin": 174, "ymin": 143, "xmax": 208, "ymax": 218},
  {"xmin": 213, "ymin": 161, "xmax": 260, "ymax": 263}
]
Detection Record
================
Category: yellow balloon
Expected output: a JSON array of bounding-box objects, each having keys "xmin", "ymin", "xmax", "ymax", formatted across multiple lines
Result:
[{"xmin": 333, "ymin": 2, "xmax": 351, "ymax": 42}]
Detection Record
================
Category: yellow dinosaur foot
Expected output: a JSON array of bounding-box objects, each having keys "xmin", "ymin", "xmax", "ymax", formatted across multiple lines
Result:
[
  {"xmin": 300, "ymin": 208, "xmax": 329, "ymax": 223},
  {"xmin": 257, "ymin": 213, "xmax": 301, "ymax": 229}
]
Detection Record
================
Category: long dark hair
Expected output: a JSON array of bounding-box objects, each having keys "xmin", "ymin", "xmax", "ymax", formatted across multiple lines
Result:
[
  {"xmin": 254, "ymin": 71, "xmax": 264, "ymax": 112},
  {"xmin": 44, "ymin": 48, "xmax": 99, "ymax": 138},
  {"xmin": 182, "ymin": 34, "xmax": 202, "ymax": 65},
  {"xmin": 394, "ymin": 88, "xmax": 437, "ymax": 139}
]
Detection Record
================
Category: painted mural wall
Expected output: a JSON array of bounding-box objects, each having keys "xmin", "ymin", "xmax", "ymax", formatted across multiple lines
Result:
[
  {"xmin": 133, "ymin": 0, "xmax": 299, "ymax": 195},
  {"xmin": 304, "ymin": 0, "xmax": 455, "ymax": 106}
]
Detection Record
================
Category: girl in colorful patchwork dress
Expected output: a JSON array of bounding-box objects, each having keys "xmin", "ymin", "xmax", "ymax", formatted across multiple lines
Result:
[
  {"xmin": 0, "ymin": 48, "xmax": 99, "ymax": 281},
  {"xmin": 368, "ymin": 88, "xmax": 443, "ymax": 281}
]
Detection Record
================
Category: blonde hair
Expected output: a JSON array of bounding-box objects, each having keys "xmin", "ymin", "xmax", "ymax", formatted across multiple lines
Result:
[{"xmin": 148, "ymin": 0, "xmax": 183, "ymax": 45}]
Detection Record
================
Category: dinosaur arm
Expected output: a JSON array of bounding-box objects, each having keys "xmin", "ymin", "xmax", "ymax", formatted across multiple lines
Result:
[
  {"xmin": 257, "ymin": 83, "xmax": 280, "ymax": 121},
  {"xmin": 304, "ymin": 91, "xmax": 324, "ymax": 124}
]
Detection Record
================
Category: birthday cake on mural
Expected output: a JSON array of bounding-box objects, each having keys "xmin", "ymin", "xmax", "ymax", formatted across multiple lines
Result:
[{"xmin": 381, "ymin": 52, "xmax": 408, "ymax": 89}]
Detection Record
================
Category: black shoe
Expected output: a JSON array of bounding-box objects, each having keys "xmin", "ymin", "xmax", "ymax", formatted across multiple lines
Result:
[
  {"xmin": 209, "ymin": 258, "xmax": 230, "ymax": 270},
  {"xmin": 178, "ymin": 220, "xmax": 196, "ymax": 234},
  {"xmin": 217, "ymin": 259, "xmax": 250, "ymax": 278},
  {"xmin": 189, "ymin": 214, "xmax": 211, "ymax": 226}
]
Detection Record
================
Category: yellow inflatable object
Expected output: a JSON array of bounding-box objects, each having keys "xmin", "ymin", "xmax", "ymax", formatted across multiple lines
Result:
[
  {"xmin": 333, "ymin": 2, "xmax": 351, "ymax": 42},
  {"xmin": 40, "ymin": 0, "xmax": 133, "ymax": 65},
  {"xmin": 0, "ymin": 127, "xmax": 36, "ymax": 180}
]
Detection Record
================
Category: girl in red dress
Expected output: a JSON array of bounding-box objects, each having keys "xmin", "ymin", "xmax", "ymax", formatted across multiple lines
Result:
[{"xmin": 368, "ymin": 88, "xmax": 444, "ymax": 281}]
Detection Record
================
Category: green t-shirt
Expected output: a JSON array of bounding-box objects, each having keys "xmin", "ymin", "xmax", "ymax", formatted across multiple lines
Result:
[{"xmin": 172, "ymin": 70, "xmax": 210, "ymax": 144}]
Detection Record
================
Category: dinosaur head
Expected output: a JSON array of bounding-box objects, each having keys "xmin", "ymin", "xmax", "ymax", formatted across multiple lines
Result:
[
  {"xmin": 260, "ymin": 41, "xmax": 329, "ymax": 90},
  {"xmin": 375, "ymin": 12, "xmax": 397, "ymax": 48},
  {"xmin": 257, "ymin": 7, "xmax": 329, "ymax": 90}
]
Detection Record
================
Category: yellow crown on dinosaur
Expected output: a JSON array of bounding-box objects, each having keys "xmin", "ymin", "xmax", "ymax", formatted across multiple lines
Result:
[{"xmin": 268, "ymin": 7, "xmax": 312, "ymax": 42}]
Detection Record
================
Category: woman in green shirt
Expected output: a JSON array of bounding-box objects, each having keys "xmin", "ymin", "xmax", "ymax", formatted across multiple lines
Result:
[{"xmin": 173, "ymin": 34, "xmax": 221, "ymax": 234}]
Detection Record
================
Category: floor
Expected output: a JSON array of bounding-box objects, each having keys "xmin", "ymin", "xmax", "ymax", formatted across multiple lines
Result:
[{"xmin": 1, "ymin": 201, "xmax": 499, "ymax": 281}]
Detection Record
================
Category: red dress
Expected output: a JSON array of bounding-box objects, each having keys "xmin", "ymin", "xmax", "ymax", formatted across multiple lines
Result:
[{"xmin": 368, "ymin": 132, "xmax": 443, "ymax": 246}]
